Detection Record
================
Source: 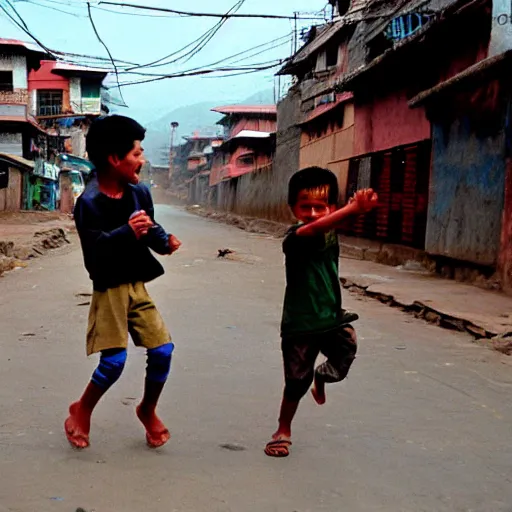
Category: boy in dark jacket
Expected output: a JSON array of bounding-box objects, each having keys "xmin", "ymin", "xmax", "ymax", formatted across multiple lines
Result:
[
  {"xmin": 265, "ymin": 167, "xmax": 378, "ymax": 457},
  {"xmin": 65, "ymin": 115, "xmax": 181, "ymax": 450}
]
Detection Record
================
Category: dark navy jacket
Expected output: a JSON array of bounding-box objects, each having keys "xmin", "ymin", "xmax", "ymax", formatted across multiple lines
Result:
[{"xmin": 74, "ymin": 176, "xmax": 171, "ymax": 291}]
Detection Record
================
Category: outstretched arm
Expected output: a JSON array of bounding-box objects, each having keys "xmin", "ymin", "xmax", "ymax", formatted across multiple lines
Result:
[{"xmin": 296, "ymin": 189, "xmax": 379, "ymax": 237}]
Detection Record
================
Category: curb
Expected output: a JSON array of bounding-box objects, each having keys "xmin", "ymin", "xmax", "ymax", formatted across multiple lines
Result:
[{"xmin": 341, "ymin": 277, "xmax": 512, "ymax": 355}]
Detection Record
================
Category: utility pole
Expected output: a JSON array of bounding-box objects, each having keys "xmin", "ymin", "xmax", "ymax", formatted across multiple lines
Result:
[
  {"xmin": 169, "ymin": 121, "xmax": 179, "ymax": 184},
  {"xmin": 293, "ymin": 12, "xmax": 298, "ymax": 53}
]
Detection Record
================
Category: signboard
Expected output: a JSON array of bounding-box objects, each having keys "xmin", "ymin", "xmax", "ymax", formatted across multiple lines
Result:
[{"xmin": 34, "ymin": 160, "xmax": 59, "ymax": 181}]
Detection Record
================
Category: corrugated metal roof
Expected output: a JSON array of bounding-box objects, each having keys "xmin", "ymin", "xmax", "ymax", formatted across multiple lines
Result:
[
  {"xmin": 231, "ymin": 130, "xmax": 272, "ymax": 139},
  {"xmin": 0, "ymin": 38, "xmax": 45, "ymax": 54},
  {"xmin": 52, "ymin": 62, "xmax": 108, "ymax": 75},
  {"xmin": 337, "ymin": 0, "xmax": 473, "ymax": 91},
  {"xmin": 0, "ymin": 153, "xmax": 34, "ymax": 170},
  {"xmin": 211, "ymin": 105, "xmax": 277, "ymax": 115},
  {"xmin": 278, "ymin": 4, "xmax": 366, "ymax": 75}
]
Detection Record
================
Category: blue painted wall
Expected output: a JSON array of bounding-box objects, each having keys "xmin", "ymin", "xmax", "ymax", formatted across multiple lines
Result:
[{"xmin": 425, "ymin": 117, "xmax": 506, "ymax": 266}]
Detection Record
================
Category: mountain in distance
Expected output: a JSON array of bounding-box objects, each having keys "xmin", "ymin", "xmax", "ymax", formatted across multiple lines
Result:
[{"xmin": 144, "ymin": 89, "xmax": 275, "ymax": 165}]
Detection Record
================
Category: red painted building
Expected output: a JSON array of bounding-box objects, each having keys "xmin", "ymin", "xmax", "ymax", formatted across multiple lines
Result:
[
  {"xmin": 209, "ymin": 105, "xmax": 276, "ymax": 187},
  {"xmin": 28, "ymin": 61, "xmax": 107, "ymax": 118},
  {"xmin": 339, "ymin": 0, "xmax": 491, "ymax": 250}
]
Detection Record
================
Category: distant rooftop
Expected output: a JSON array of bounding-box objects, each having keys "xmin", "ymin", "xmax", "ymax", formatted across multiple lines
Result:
[
  {"xmin": 51, "ymin": 61, "xmax": 109, "ymax": 75},
  {"xmin": 211, "ymin": 105, "xmax": 277, "ymax": 116},
  {"xmin": 0, "ymin": 38, "xmax": 47, "ymax": 54}
]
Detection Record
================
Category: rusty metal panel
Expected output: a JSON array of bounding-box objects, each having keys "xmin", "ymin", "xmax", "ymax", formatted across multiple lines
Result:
[
  {"xmin": 342, "ymin": 142, "xmax": 430, "ymax": 249},
  {"xmin": 425, "ymin": 119, "xmax": 506, "ymax": 266},
  {"xmin": 0, "ymin": 166, "xmax": 22, "ymax": 211}
]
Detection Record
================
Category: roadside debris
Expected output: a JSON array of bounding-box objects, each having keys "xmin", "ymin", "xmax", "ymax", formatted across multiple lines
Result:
[{"xmin": 218, "ymin": 248, "xmax": 234, "ymax": 258}]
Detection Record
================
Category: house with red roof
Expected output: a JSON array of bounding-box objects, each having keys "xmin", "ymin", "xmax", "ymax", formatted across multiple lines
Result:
[
  {"xmin": 209, "ymin": 105, "xmax": 276, "ymax": 190},
  {"xmin": 0, "ymin": 38, "xmax": 56, "ymax": 158},
  {"xmin": 28, "ymin": 60, "xmax": 108, "ymax": 157}
]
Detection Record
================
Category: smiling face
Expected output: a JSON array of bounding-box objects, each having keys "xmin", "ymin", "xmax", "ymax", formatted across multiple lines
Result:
[
  {"xmin": 107, "ymin": 140, "xmax": 145, "ymax": 185},
  {"xmin": 291, "ymin": 186, "xmax": 335, "ymax": 224}
]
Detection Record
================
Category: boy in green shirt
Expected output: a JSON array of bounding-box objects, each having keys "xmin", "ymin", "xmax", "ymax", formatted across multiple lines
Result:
[{"xmin": 265, "ymin": 167, "xmax": 378, "ymax": 458}]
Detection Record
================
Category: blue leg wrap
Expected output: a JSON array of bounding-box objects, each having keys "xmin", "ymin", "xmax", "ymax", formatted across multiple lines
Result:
[
  {"xmin": 146, "ymin": 343, "xmax": 174, "ymax": 383},
  {"xmin": 91, "ymin": 348, "xmax": 127, "ymax": 390}
]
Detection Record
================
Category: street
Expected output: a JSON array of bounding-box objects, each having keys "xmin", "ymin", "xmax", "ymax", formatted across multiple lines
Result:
[{"xmin": 1, "ymin": 205, "xmax": 512, "ymax": 512}]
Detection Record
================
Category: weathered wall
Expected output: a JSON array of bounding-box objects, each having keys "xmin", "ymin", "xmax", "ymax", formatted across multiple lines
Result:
[
  {"xmin": 354, "ymin": 89, "xmax": 430, "ymax": 156},
  {"xmin": 69, "ymin": 77, "xmax": 81, "ymax": 113},
  {"xmin": 210, "ymin": 89, "xmax": 301, "ymax": 221},
  {"xmin": 299, "ymin": 102, "xmax": 354, "ymax": 201},
  {"xmin": 0, "ymin": 132, "xmax": 22, "ymax": 156},
  {"xmin": 499, "ymin": 157, "xmax": 512, "ymax": 290},
  {"xmin": 426, "ymin": 118, "xmax": 506, "ymax": 266},
  {"xmin": 0, "ymin": 54, "xmax": 27, "ymax": 89},
  {"xmin": 0, "ymin": 166, "xmax": 22, "ymax": 211}
]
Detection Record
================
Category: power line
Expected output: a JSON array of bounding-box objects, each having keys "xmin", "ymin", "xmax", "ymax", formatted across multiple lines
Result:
[
  {"xmin": 21, "ymin": 0, "xmax": 85, "ymax": 17},
  {"xmin": 93, "ymin": 5, "xmax": 175, "ymax": 17},
  {"xmin": 125, "ymin": 0, "xmax": 244, "ymax": 72},
  {"xmin": 97, "ymin": 1, "xmax": 326, "ymax": 21},
  {"xmin": 118, "ymin": 61, "xmax": 284, "ymax": 87},
  {"xmin": 0, "ymin": 0, "xmax": 57, "ymax": 56},
  {"xmin": 5, "ymin": 1, "xmax": 141, "ymax": 70},
  {"xmin": 4, "ymin": 0, "xmax": 29, "ymax": 29},
  {"xmin": 86, "ymin": 1, "xmax": 127, "ymax": 106},
  {"xmin": 119, "ymin": 34, "xmax": 292, "ymax": 77}
]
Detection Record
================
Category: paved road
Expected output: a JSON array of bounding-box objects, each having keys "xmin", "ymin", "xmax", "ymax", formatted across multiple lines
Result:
[{"xmin": 1, "ymin": 205, "xmax": 512, "ymax": 512}]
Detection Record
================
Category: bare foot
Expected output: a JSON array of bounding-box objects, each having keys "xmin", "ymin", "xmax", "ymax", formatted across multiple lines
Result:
[
  {"xmin": 311, "ymin": 380, "xmax": 326, "ymax": 405},
  {"xmin": 64, "ymin": 402, "xmax": 91, "ymax": 449},
  {"xmin": 264, "ymin": 432, "xmax": 292, "ymax": 457},
  {"xmin": 136, "ymin": 405, "xmax": 170, "ymax": 448}
]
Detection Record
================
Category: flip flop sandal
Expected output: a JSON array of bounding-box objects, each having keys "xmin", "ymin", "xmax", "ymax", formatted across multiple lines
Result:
[{"xmin": 264, "ymin": 438, "xmax": 292, "ymax": 458}]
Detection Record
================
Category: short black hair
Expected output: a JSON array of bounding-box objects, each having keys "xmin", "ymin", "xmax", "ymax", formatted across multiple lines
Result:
[
  {"xmin": 86, "ymin": 115, "xmax": 146, "ymax": 170},
  {"xmin": 288, "ymin": 166, "xmax": 339, "ymax": 206}
]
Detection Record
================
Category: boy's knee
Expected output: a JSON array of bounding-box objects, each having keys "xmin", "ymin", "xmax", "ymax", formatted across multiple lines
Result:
[
  {"xmin": 146, "ymin": 343, "xmax": 174, "ymax": 383},
  {"xmin": 92, "ymin": 348, "xmax": 127, "ymax": 390}
]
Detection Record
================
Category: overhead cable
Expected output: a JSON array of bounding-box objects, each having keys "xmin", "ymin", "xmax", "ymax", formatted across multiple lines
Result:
[
  {"xmin": 86, "ymin": 1, "xmax": 127, "ymax": 105},
  {"xmin": 97, "ymin": 1, "xmax": 326, "ymax": 21}
]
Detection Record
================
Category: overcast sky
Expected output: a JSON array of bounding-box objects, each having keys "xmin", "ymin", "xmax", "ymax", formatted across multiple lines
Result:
[{"xmin": 1, "ymin": 0, "xmax": 330, "ymax": 122}]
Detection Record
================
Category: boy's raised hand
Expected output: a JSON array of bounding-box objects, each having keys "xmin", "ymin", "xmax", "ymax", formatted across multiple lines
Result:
[
  {"xmin": 350, "ymin": 188, "xmax": 379, "ymax": 213},
  {"xmin": 129, "ymin": 210, "xmax": 154, "ymax": 239}
]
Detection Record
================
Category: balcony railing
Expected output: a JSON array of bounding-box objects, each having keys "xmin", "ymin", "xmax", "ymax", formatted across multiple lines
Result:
[{"xmin": 38, "ymin": 104, "xmax": 62, "ymax": 117}]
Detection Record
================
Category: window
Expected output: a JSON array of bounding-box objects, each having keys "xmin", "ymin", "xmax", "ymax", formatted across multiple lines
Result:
[
  {"xmin": 81, "ymin": 80, "xmax": 101, "ymax": 99},
  {"xmin": 37, "ymin": 90, "xmax": 63, "ymax": 116},
  {"xmin": 326, "ymin": 44, "xmax": 339, "ymax": 68},
  {"xmin": 0, "ymin": 71, "xmax": 13, "ymax": 92}
]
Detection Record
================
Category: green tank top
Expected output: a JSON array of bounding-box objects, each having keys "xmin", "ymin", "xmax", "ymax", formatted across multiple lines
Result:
[{"xmin": 281, "ymin": 224, "xmax": 343, "ymax": 336}]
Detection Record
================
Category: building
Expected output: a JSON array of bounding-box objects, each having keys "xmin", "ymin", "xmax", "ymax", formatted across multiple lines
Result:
[
  {"xmin": 182, "ymin": 133, "xmax": 223, "ymax": 205},
  {"xmin": 276, "ymin": 1, "xmax": 364, "ymax": 204},
  {"xmin": 209, "ymin": 105, "xmax": 276, "ymax": 213},
  {"xmin": 0, "ymin": 152, "xmax": 33, "ymax": 212},
  {"xmin": 0, "ymin": 38, "xmax": 61, "ymax": 159},
  {"xmin": 28, "ymin": 61, "xmax": 108, "ymax": 158}
]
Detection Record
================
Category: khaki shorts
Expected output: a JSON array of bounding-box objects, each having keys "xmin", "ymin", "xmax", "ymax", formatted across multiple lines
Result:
[{"xmin": 86, "ymin": 282, "xmax": 171, "ymax": 356}]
